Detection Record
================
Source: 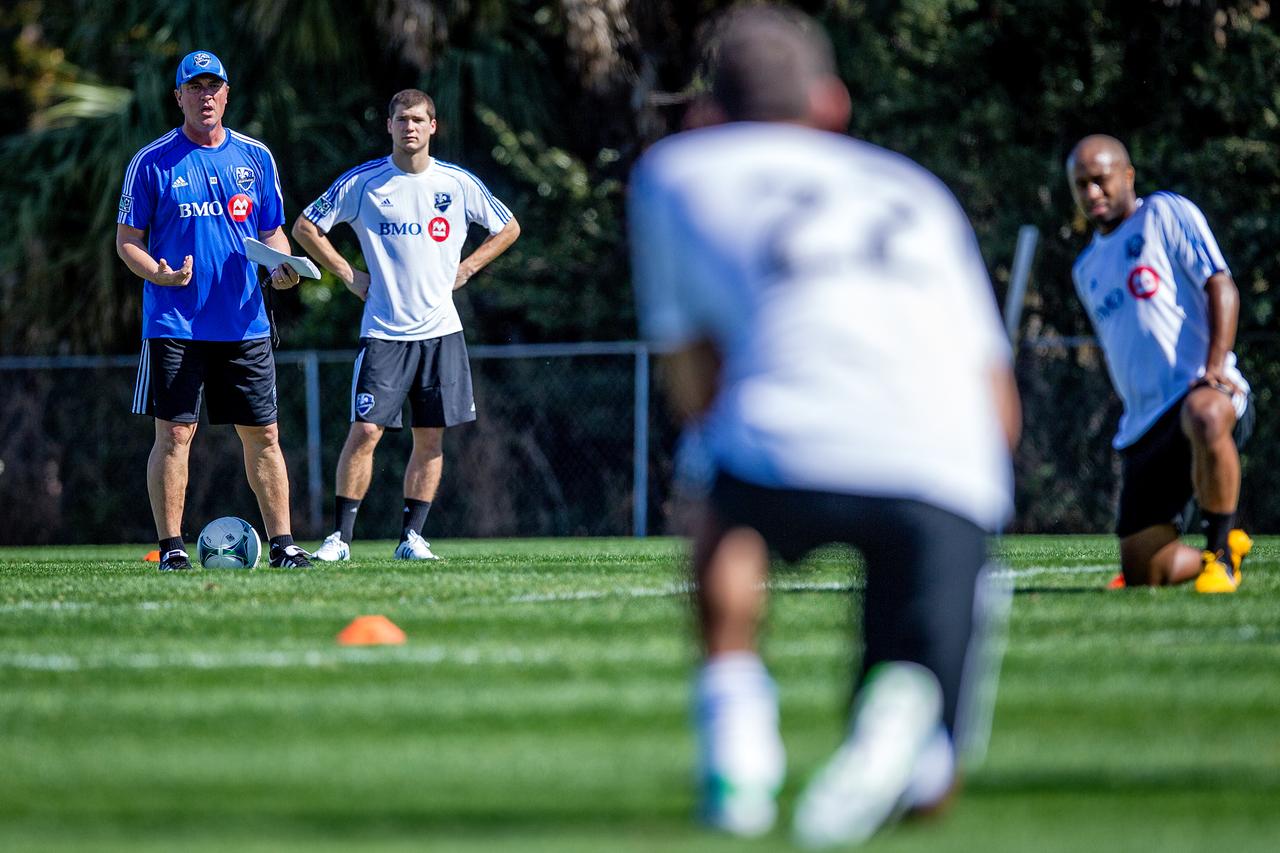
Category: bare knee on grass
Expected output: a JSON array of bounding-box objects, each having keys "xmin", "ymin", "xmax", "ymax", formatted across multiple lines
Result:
[{"xmin": 1120, "ymin": 525, "xmax": 1201, "ymax": 586}]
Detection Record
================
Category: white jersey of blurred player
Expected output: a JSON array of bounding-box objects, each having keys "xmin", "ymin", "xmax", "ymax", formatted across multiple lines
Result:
[
  {"xmin": 1071, "ymin": 191, "xmax": 1249, "ymax": 449},
  {"xmin": 632, "ymin": 122, "xmax": 1013, "ymax": 530},
  {"xmin": 304, "ymin": 156, "xmax": 514, "ymax": 340}
]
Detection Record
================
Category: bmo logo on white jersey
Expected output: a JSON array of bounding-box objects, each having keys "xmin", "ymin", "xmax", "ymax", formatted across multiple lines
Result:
[
  {"xmin": 379, "ymin": 222, "xmax": 423, "ymax": 236},
  {"xmin": 428, "ymin": 217, "xmax": 449, "ymax": 242},
  {"xmin": 1127, "ymin": 265, "xmax": 1161, "ymax": 299},
  {"xmin": 178, "ymin": 200, "xmax": 224, "ymax": 218}
]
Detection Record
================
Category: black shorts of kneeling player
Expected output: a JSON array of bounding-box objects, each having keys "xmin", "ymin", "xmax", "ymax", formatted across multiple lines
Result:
[
  {"xmin": 708, "ymin": 472, "xmax": 991, "ymax": 735},
  {"xmin": 1116, "ymin": 390, "xmax": 1254, "ymax": 538},
  {"xmin": 132, "ymin": 337, "xmax": 277, "ymax": 426},
  {"xmin": 349, "ymin": 332, "xmax": 476, "ymax": 430}
]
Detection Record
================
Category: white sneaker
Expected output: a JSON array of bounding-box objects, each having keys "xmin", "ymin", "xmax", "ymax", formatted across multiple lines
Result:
[
  {"xmin": 313, "ymin": 531, "xmax": 350, "ymax": 562},
  {"xmin": 900, "ymin": 725, "xmax": 956, "ymax": 812},
  {"xmin": 793, "ymin": 661, "xmax": 943, "ymax": 848},
  {"xmin": 394, "ymin": 529, "xmax": 439, "ymax": 560},
  {"xmin": 695, "ymin": 653, "xmax": 786, "ymax": 837}
]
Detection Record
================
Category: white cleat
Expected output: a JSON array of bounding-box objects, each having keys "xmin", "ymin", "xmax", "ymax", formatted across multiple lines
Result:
[
  {"xmin": 312, "ymin": 531, "xmax": 351, "ymax": 562},
  {"xmin": 695, "ymin": 654, "xmax": 785, "ymax": 837},
  {"xmin": 394, "ymin": 529, "xmax": 440, "ymax": 560},
  {"xmin": 793, "ymin": 661, "xmax": 944, "ymax": 848},
  {"xmin": 701, "ymin": 776, "xmax": 779, "ymax": 838}
]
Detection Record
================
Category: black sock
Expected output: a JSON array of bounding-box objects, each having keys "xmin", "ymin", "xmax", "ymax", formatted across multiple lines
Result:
[
  {"xmin": 269, "ymin": 534, "xmax": 295, "ymax": 554},
  {"xmin": 159, "ymin": 536, "xmax": 184, "ymax": 555},
  {"xmin": 1202, "ymin": 511, "xmax": 1234, "ymax": 557},
  {"xmin": 335, "ymin": 495, "xmax": 362, "ymax": 543},
  {"xmin": 401, "ymin": 499, "xmax": 431, "ymax": 541}
]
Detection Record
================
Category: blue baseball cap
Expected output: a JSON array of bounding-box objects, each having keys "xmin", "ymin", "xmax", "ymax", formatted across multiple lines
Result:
[{"xmin": 175, "ymin": 51, "xmax": 229, "ymax": 88}]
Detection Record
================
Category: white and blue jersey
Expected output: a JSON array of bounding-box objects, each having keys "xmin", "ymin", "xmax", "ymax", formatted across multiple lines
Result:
[
  {"xmin": 1072, "ymin": 192, "xmax": 1249, "ymax": 449},
  {"xmin": 118, "ymin": 128, "xmax": 285, "ymax": 341},
  {"xmin": 303, "ymin": 156, "xmax": 513, "ymax": 341},
  {"xmin": 630, "ymin": 122, "xmax": 1014, "ymax": 531}
]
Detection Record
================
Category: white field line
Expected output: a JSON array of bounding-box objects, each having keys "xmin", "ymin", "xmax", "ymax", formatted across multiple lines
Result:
[
  {"xmin": 990, "ymin": 564, "xmax": 1114, "ymax": 579},
  {"xmin": 0, "ymin": 564, "xmax": 1115, "ymax": 617},
  {"xmin": 507, "ymin": 566, "xmax": 1116, "ymax": 604},
  {"xmin": 2, "ymin": 564, "xmax": 1254, "ymax": 675},
  {"xmin": 0, "ymin": 645, "xmax": 558, "ymax": 673}
]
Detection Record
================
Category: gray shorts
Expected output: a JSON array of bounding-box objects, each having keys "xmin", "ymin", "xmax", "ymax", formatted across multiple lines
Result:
[{"xmin": 350, "ymin": 332, "xmax": 476, "ymax": 429}]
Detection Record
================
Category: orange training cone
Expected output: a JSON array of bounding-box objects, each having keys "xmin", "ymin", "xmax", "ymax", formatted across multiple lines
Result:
[
  {"xmin": 143, "ymin": 549, "xmax": 161, "ymax": 562},
  {"xmin": 337, "ymin": 615, "xmax": 407, "ymax": 646}
]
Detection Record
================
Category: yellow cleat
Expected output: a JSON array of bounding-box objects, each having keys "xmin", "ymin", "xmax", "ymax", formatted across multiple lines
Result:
[
  {"xmin": 1195, "ymin": 552, "xmax": 1239, "ymax": 594},
  {"xmin": 1227, "ymin": 528, "xmax": 1253, "ymax": 585}
]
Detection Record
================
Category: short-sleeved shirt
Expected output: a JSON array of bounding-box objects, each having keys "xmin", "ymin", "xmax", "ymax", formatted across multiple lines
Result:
[
  {"xmin": 1071, "ymin": 192, "xmax": 1249, "ymax": 449},
  {"xmin": 629, "ymin": 122, "xmax": 1014, "ymax": 531},
  {"xmin": 303, "ymin": 156, "xmax": 513, "ymax": 341},
  {"xmin": 118, "ymin": 128, "xmax": 285, "ymax": 341}
]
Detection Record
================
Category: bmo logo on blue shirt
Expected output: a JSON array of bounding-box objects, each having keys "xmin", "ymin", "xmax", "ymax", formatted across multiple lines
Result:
[
  {"xmin": 379, "ymin": 221, "xmax": 422, "ymax": 236},
  {"xmin": 178, "ymin": 200, "xmax": 225, "ymax": 218}
]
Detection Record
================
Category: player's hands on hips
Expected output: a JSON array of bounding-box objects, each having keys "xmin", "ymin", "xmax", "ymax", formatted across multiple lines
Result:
[
  {"xmin": 1194, "ymin": 367, "xmax": 1240, "ymax": 397},
  {"xmin": 453, "ymin": 261, "xmax": 475, "ymax": 291},
  {"xmin": 269, "ymin": 263, "xmax": 301, "ymax": 290},
  {"xmin": 346, "ymin": 269, "xmax": 371, "ymax": 302},
  {"xmin": 153, "ymin": 256, "xmax": 193, "ymax": 286}
]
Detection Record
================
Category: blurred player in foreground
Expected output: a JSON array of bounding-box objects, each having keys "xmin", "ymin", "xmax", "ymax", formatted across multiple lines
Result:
[
  {"xmin": 1067, "ymin": 135, "xmax": 1252, "ymax": 592},
  {"xmin": 293, "ymin": 89, "xmax": 519, "ymax": 561},
  {"xmin": 629, "ymin": 6, "xmax": 1019, "ymax": 846},
  {"xmin": 115, "ymin": 50, "xmax": 310, "ymax": 570}
]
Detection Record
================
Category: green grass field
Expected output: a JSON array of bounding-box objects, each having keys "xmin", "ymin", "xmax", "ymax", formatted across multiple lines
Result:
[{"xmin": 2, "ymin": 536, "xmax": 1278, "ymax": 852}]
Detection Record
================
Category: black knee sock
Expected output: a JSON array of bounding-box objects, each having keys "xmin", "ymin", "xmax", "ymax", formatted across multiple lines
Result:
[
  {"xmin": 335, "ymin": 495, "xmax": 362, "ymax": 543},
  {"xmin": 402, "ymin": 499, "xmax": 431, "ymax": 541},
  {"xmin": 269, "ymin": 534, "xmax": 295, "ymax": 553},
  {"xmin": 159, "ymin": 536, "xmax": 184, "ymax": 555},
  {"xmin": 1202, "ymin": 511, "xmax": 1234, "ymax": 557}
]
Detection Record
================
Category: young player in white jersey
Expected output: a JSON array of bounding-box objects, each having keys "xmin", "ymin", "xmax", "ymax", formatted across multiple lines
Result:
[
  {"xmin": 1067, "ymin": 134, "xmax": 1252, "ymax": 593},
  {"xmin": 630, "ymin": 7, "xmax": 1019, "ymax": 845},
  {"xmin": 293, "ymin": 89, "xmax": 520, "ymax": 561}
]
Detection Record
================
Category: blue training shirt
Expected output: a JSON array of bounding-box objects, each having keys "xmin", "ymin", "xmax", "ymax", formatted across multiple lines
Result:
[{"xmin": 118, "ymin": 128, "xmax": 285, "ymax": 341}]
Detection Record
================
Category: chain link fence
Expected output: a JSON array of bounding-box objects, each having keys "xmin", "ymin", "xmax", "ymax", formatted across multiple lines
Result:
[
  {"xmin": 0, "ymin": 337, "xmax": 1275, "ymax": 545},
  {"xmin": 0, "ymin": 345, "xmax": 678, "ymax": 546}
]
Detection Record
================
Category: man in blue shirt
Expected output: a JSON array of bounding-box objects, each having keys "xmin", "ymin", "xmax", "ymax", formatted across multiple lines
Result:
[{"xmin": 115, "ymin": 50, "xmax": 310, "ymax": 569}]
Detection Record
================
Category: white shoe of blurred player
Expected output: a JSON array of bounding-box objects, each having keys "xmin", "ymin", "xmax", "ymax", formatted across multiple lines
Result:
[
  {"xmin": 793, "ymin": 661, "xmax": 943, "ymax": 848},
  {"xmin": 313, "ymin": 531, "xmax": 350, "ymax": 562},
  {"xmin": 394, "ymin": 529, "xmax": 439, "ymax": 560},
  {"xmin": 695, "ymin": 653, "xmax": 786, "ymax": 837},
  {"xmin": 900, "ymin": 725, "xmax": 956, "ymax": 813}
]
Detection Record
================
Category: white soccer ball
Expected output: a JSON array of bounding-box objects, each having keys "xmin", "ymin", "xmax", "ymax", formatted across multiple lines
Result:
[{"xmin": 197, "ymin": 516, "xmax": 261, "ymax": 569}]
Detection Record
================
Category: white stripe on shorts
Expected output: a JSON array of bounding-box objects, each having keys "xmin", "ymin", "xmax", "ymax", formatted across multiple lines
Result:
[
  {"xmin": 131, "ymin": 342, "xmax": 151, "ymax": 415},
  {"xmin": 349, "ymin": 346, "xmax": 366, "ymax": 422}
]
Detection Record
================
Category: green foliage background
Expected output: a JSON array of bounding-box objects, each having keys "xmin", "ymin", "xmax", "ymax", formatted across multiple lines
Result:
[
  {"xmin": 8, "ymin": 0, "xmax": 1274, "ymax": 354},
  {"xmin": 1, "ymin": 0, "xmax": 1278, "ymax": 535}
]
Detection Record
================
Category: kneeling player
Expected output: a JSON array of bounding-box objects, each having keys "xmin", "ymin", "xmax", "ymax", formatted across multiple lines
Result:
[
  {"xmin": 1067, "ymin": 134, "xmax": 1252, "ymax": 592},
  {"xmin": 630, "ymin": 7, "xmax": 1019, "ymax": 844}
]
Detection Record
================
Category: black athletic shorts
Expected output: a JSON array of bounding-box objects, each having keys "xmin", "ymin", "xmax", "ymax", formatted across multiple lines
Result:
[
  {"xmin": 350, "ymin": 332, "xmax": 476, "ymax": 429},
  {"xmin": 132, "ymin": 337, "xmax": 277, "ymax": 426},
  {"xmin": 708, "ymin": 472, "xmax": 990, "ymax": 732},
  {"xmin": 1116, "ymin": 390, "xmax": 1254, "ymax": 537}
]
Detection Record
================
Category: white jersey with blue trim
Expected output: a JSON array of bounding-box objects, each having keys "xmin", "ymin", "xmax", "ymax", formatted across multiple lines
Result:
[
  {"xmin": 1071, "ymin": 192, "xmax": 1248, "ymax": 449},
  {"xmin": 304, "ymin": 156, "xmax": 513, "ymax": 340},
  {"xmin": 629, "ymin": 122, "xmax": 1014, "ymax": 531}
]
